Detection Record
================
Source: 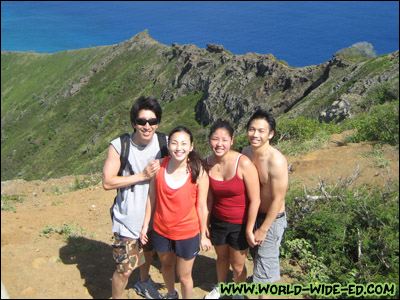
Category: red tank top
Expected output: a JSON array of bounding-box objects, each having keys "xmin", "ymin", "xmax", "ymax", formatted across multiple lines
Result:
[
  {"xmin": 209, "ymin": 155, "xmax": 249, "ymax": 224},
  {"xmin": 153, "ymin": 157, "xmax": 200, "ymax": 240}
]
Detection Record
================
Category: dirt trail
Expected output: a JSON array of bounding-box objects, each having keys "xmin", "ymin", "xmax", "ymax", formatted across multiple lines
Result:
[{"xmin": 1, "ymin": 134, "xmax": 398, "ymax": 299}]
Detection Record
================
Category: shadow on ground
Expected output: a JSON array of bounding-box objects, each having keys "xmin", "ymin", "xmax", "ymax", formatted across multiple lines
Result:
[
  {"xmin": 59, "ymin": 236, "xmax": 222, "ymax": 298},
  {"xmin": 59, "ymin": 236, "xmax": 116, "ymax": 298}
]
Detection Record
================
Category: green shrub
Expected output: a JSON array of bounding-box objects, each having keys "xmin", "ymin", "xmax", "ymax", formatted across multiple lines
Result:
[
  {"xmin": 73, "ymin": 175, "xmax": 99, "ymax": 190},
  {"xmin": 283, "ymin": 180, "xmax": 399, "ymax": 298},
  {"xmin": 275, "ymin": 117, "xmax": 339, "ymax": 143},
  {"xmin": 232, "ymin": 133, "xmax": 250, "ymax": 153},
  {"xmin": 348, "ymin": 101, "xmax": 399, "ymax": 145},
  {"xmin": 277, "ymin": 130, "xmax": 332, "ymax": 156},
  {"xmin": 1, "ymin": 194, "xmax": 25, "ymax": 212},
  {"xmin": 360, "ymin": 82, "xmax": 399, "ymax": 111},
  {"xmin": 40, "ymin": 223, "xmax": 83, "ymax": 241}
]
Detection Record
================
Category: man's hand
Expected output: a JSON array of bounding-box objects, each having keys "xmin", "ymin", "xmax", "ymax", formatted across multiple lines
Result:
[
  {"xmin": 254, "ymin": 228, "xmax": 268, "ymax": 245},
  {"xmin": 140, "ymin": 225, "xmax": 148, "ymax": 245},
  {"xmin": 142, "ymin": 159, "xmax": 160, "ymax": 180}
]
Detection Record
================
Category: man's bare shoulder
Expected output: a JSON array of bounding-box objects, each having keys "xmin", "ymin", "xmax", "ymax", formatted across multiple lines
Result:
[
  {"xmin": 269, "ymin": 146, "xmax": 288, "ymax": 170},
  {"xmin": 270, "ymin": 146, "xmax": 286, "ymax": 159}
]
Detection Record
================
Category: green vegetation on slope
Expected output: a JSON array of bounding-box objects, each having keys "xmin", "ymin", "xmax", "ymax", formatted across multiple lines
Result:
[
  {"xmin": 283, "ymin": 180, "xmax": 399, "ymax": 299},
  {"xmin": 1, "ymin": 40, "xmax": 398, "ymax": 180},
  {"xmin": 1, "ymin": 43, "xmax": 209, "ymax": 180}
]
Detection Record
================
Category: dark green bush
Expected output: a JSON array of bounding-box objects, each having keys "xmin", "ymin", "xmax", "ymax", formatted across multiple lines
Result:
[
  {"xmin": 283, "ymin": 181, "xmax": 399, "ymax": 298},
  {"xmin": 348, "ymin": 101, "xmax": 399, "ymax": 145},
  {"xmin": 360, "ymin": 82, "xmax": 399, "ymax": 111},
  {"xmin": 275, "ymin": 117, "xmax": 340, "ymax": 143},
  {"xmin": 232, "ymin": 133, "xmax": 250, "ymax": 153}
]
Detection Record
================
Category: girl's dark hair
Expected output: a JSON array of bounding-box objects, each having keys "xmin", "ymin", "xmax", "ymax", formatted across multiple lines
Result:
[
  {"xmin": 208, "ymin": 119, "xmax": 234, "ymax": 139},
  {"xmin": 130, "ymin": 96, "xmax": 162, "ymax": 126},
  {"xmin": 168, "ymin": 126, "xmax": 208, "ymax": 183}
]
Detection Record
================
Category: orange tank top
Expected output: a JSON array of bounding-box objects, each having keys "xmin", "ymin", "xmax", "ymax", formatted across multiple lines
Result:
[{"xmin": 153, "ymin": 157, "xmax": 200, "ymax": 240}]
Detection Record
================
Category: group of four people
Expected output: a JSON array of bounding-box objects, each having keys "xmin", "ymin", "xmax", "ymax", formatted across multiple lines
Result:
[{"xmin": 102, "ymin": 96, "xmax": 288, "ymax": 299}]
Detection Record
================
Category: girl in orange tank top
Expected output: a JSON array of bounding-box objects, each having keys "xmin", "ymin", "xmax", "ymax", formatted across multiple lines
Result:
[{"xmin": 140, "ymin": 126, "xmax": 210, "ymax": 299}]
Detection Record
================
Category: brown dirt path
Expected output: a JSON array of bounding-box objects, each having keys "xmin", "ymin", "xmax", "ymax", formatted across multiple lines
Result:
[{"xmin": 1, "ymin": 136, "xmax": 398, "ymax": 299}]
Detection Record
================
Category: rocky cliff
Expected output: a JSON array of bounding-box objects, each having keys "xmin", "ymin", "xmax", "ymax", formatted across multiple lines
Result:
[
  {"xmin": 30, "ymin": 30, "xmax": 397, "ymax": 128},
  {"xmin": 1, "ymin": 30, "xmax": 398, "ymax": 181},
  {"xmin": 114, "ymin": 31, "xmax": 398, "ymax": 129}
]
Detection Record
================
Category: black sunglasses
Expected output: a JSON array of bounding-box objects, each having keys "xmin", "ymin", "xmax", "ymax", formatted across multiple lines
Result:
[{"xmin": 135, "ymin": 118, "xmax": 158, "ymax": 126}]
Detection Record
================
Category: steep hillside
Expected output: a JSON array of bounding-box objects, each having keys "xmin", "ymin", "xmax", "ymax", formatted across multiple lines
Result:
[
  {"xmin": 286, "ymin": 51, "xmax": 399, "ymax": 121},
  {"xmin": 1, "ymin": 30, "xmax": 398, "ymax": 181}
]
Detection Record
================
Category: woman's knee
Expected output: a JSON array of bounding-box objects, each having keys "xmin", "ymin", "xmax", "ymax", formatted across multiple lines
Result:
[
  {"xmin": 177, "ymin": 273, "xmax": 193, "ymax": 285},
  {"xmin": 231, "ymin": 263, "xmax": 246, "ymax": 275}
]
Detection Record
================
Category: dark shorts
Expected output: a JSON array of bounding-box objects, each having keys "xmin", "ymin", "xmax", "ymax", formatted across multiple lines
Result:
[
  {"xmin": 112, "ymin": 233, "xmax": 146, "ymax": 274},
  {"xmin": 152, "ymin": 230, "xmax": 200, "ymax": 260},
  {"xmin": 209, "ymin": 214, "xmax": 249, "ymax": 251}
]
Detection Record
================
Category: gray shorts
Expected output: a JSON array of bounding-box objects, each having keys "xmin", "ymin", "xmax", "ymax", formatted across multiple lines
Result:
[{"xmin": 253, "ymin": 212, "xmax": 287, "ymax": 283}]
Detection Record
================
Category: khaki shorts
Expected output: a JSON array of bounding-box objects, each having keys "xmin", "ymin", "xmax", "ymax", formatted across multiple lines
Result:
[{"xmin": 112, "ymin": 234, "xmax": 145, "ymax": 273}]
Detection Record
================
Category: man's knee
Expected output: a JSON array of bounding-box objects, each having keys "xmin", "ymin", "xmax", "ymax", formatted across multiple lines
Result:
[{"xmin": 114, "ymin": 268, "xmax": 132, "ymax": 279}]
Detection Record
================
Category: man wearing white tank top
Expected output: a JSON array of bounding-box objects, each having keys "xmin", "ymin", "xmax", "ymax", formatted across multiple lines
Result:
[{"xmin": 102, "ymin": 96, "xmax": 164, "ymax": 299}]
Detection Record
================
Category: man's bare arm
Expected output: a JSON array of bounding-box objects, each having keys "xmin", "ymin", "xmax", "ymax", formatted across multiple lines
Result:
[
  {"xmin": 240, "ymin": 156, "xmax": 261, "ymax": 247},
  {"xmin": 254, "ymin": 154, "xmax": 288, "ymax": 240},
  {"xmin": 102, "ymin": 144, "xmax": 160, "ymax": 190}
]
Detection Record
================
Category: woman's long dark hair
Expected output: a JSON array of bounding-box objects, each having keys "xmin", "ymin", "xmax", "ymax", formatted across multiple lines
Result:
[{"xmin": 168, "ymin": 126, "xmax": 209, "ymax": 183}]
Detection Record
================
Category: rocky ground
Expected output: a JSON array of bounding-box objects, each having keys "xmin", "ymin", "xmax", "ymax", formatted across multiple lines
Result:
[{"xmin": 1, "ymin": 133, "xmax": 398, "ymax": 299}]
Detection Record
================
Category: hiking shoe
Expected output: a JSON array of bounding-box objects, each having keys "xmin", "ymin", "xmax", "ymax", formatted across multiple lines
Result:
[
  {"xmin": 134, "ymin": 276, "xmax": 162, "ymax": 299},
  {"xmin": 204, "ymin": 284, "xmax": 221, "ymax": 299},
  {"xmin": 162, "ymin": 290, "xmax": 179, "ymax": 299}
]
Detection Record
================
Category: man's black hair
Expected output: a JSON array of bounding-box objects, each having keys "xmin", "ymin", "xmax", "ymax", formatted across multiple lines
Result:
[
  {"xmin": 246, "ymin": 109, "xmax": 276, "ymax": 140},
  {"xmin": 130, "ymin": 96, "xmax": 162, "ymax": 126}
]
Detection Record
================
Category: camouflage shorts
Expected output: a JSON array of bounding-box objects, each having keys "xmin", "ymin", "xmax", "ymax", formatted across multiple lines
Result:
[{"xmin": 112, "ymin": 234, "xmax": 146, "ymax": 274}]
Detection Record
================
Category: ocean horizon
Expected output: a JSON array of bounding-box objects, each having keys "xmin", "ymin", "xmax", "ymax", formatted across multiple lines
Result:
[{"xmin": 1, "ymin": 1, "xmax": 399, "ymax": 67}]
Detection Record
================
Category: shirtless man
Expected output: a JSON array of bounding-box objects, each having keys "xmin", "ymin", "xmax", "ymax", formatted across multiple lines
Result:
[{"xmin": 242, "ymin": 109, "xmax": 288, "ymax": 299}]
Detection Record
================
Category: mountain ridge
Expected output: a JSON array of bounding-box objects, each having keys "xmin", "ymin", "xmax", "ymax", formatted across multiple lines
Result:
[{"xmin": 1, "ymin": 30, "xmax": 398, "ymax": 181}]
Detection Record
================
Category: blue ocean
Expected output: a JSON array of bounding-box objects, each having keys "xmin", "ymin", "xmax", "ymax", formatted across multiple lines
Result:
[{"xmin": 1, "ymin": 1, "xmax": 399, "ymax": 67}]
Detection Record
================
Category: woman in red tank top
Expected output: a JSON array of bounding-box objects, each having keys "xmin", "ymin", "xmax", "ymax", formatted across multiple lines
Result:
[
  {"xmin": 205, "ymin": 119, "xmax": 261, "ymax": 299},
  {"xmin": 140, "ymin": 126, "xmax": 211, "ymax": 299}
]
